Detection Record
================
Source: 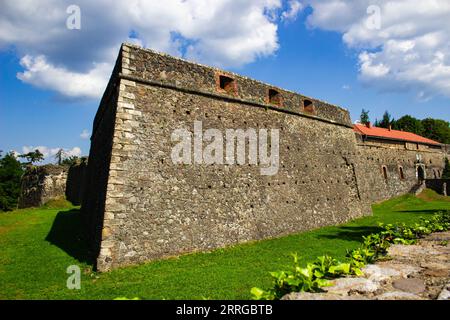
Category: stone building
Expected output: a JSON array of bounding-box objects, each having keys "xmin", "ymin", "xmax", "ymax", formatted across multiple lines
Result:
[
  {"xmin": 82, "ymin": 43, "xmax": 448, "ymax": 271},
  {"xmin": 353, "ymin": 123, "xmax": 447, "ymax": 203}
]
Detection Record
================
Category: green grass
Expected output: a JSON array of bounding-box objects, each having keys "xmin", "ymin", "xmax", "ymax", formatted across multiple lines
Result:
[{"xmin": 0, "ymin": 190, "xmax": 449, "ymax": 300}]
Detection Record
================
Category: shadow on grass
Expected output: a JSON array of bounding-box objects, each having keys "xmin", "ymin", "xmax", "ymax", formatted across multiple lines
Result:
[
  {"xmin": 45, "ymin": 209, "xmax": 94, "ymax": 265},
  {"xmin": 397, "ymin": 209, "xmax": 445, "ymax": 214},
  {"xmin": 317, "ymin": 226, "xmax": 382, "ymax": 242}
]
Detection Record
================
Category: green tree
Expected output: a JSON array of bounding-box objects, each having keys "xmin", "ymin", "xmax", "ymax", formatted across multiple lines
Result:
[
  {"xmin": 360, "ymin": 109, "xmax": 370, "ymax": 125},
  {"xmin": 442, "ymin": 158, "xmax": 450, "ymax": 179},
  {"xmin": 378, "ymin": 111, "xmax": 395, "ymax": 129},
  {"xmin": 19, "ymin": 149, "xmax": 44, "ymax": 165},
  {"xmin": 61, "ymin": 156, "xmax": 82, "ymax": 166},
  {"xmin": 421, "ymin": 118, "xmax": 450, "ymax": 144},
  {"xmin": 0, "ymin": 153, "xmax": 24, "ymax": 211},
  {"xmin": 54, "ymin": 149, "xmax": 66, "ymax": 165},
  {"xmin": 392, "ymin": 115, "xmax": 424, "ymax": 135}
]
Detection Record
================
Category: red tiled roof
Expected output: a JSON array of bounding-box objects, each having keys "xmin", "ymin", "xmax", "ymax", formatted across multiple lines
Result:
[{"xmin": 354, "ymin": 124, "xmax": 441, "ymax": 146}]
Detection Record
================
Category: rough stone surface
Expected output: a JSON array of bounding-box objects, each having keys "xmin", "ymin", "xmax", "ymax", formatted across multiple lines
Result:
[
  {"xmin": 361, "ymin": 265, "xmax": 401, "ymax": 283},
  {"xmin": 82, "ymin": 43, "xmax": 450, "ymax": 271},
  {"xmin": 437, "ymin": 283, "xmax": 450, "ymax": 300},
  {"xmin": 326, "ymin": 278, "xmax": 379, "ymax": 295},
  {"xmin": 19, "ymin": 165, "xmax": 68, "ymax": 208},
  {"xmin": 392, "ymin": 278, "xmax": 426, "ymax": 294},
  {"xmin": 283, "ymin": 231, "xmax": 450, "ymax": 300},
  {"xmin": 19, "ymin": 163, "xmax": 87, "ymax": 209},
  {"xmin": 282, "ymin": 292, "xmax": 368, "ymax": 300},
  {"xmin": 376, "ymin": 292, "xmax": 423, "ymax": 300}
]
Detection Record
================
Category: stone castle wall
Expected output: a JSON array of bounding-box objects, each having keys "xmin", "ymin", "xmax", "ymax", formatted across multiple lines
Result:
[
  {"xmin": 19, "ymin": 165, "xmax": 68, "ymax": 208},
  {"xmin": 426, "ymin": 179, "xmax": 450, "ymax": 196},
  {"xmin": 80, "ymin": 52, "xmax": 123, "ymax": 262},
  {"xmin": 355, "ymin": 137, "xmax": 447, "ymax": 203},
  {"xmin": 84, "ymin": 44, "xmax": 374, "ymax": 271},
  {"xmin": 82, "ymin": 44, "xmax": 448, "ymax": 271},
  {"xmin": 18, "ymin": 163, "xmax": 87, "ymax": 208},
  {"xmin": 66, "ymin": 163, "xmax": 88, "ymax": 206}
]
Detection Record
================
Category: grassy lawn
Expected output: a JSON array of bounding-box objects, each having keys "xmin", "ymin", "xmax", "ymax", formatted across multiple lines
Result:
[{"xmin": 0, "ymin": 190, "xmax": 449, "ymax": 300}]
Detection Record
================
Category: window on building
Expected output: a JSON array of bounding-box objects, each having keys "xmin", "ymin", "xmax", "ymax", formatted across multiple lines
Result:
[
  {"xmin": 382, "ymin": 166, "xmax": 388, "ymax": 181},
  {"xmin": 399, "ymin": 166, "xmax": 405, "ymax": 180},
  {"xmin": 218, "ymin": 75, "xmax": 236, "ymax": 95},
  {"xmin": 268, "ymin": 89, "xmax": 282, "ymax": 106}
]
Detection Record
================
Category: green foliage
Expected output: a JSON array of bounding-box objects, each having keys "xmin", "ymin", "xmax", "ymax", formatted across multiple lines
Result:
[
  {"xmin": 251, "ymin": 253, "xmax": 364, "ymax": 300},
  {"xmin": 360, "ymin": 109, "xmax": 370, "ymax": 125},
  {"xmin": 0, "ymin": 194, "xmax": 448, "ymax": 300},
  {"xmin": 252, "ymin": 210, "xmax": 450, "ymax": 300},
  {"xmin": 251, "ymin": 254, "xmax": 339, "ymax": 300},
  {"xmin": 376, "ymin": 111, "xmax": 395, "ymax": 129},
  {"xmin": 42, "ymin": 197, "xmax": 73, "ymax": 209},
  {"xmin": 421, "ymin": 118, "xmax": 450, "ymax": 144},
  {"xmin": 54, "ymin": 149, "xmax": 65, "ymax": 166},
  {"xmin": 19, "ymin": 149, "xmax": 44, "ymax": 165},
  {"xmin": 61, "ymin": 156, "xmax": 87, "ymax": 167},
  {"xmin": 365, "ymin": 110, "xmax": 449, "ymax": 144},
  {"xmin": 0, "ymin": 153, "xmax": 24, "ymax": 211},
  {"xmin": 392, "ymin": 115, "xmax": 424, "ymax": 135}
]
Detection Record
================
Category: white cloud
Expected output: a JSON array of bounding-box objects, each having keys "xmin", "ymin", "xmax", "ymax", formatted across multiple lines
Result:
[
  {"xmin": 17, "ymin": 55, "xmax": 111, "ymax": 99},
  {"xmin": 304, "ymin": 0, "xmax": 450, "ymax": 100},
  {"xmin": 21, "ymin": 146, "xmax": 82, "ymax": 162},
  {"xmin": 0, "ymin": 0, "xmax": 286, "ymax": 99},
  {"xmin": 282, "ymin": 1, "xmax": 303, "ymax": 22},
  {"xmin": 80, "ymin": 129, "xmax": 91, "ymax": 140}
]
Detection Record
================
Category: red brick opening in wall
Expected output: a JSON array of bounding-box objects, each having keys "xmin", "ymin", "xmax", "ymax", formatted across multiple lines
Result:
[
  {"xmin": 303, "ymin": 99, "xmax": 316, "ymax": 115},
  {"xmin": 216, "ymin": 73, "xmax": 238, "ymax": 96},
  {"xmin": 268, "ymin": 89, "xmax": 282, "ymax": 107}
]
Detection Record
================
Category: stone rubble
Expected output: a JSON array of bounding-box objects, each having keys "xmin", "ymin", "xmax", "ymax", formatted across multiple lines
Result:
[{"xmin": 282, "ymin": 231, "xmax": 450, "ymax": 300}]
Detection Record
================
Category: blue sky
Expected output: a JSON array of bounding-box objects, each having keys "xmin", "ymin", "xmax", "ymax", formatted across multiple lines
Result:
[{"xmin": 1, "ymin": 1, "xmax": 449, "ymax": 162}]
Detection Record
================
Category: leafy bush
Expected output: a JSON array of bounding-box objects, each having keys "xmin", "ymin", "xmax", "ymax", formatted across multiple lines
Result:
[
  {"xmin": 251, "ymin": 210, "xmax": 450, "ymax": 300},
  {"xmin": 0, "ymin": 152, "xmax": 24, "ymax": 212},
  {"xmin": 251, "ymin": 254, "xmax": 362, "ymax": 300}
]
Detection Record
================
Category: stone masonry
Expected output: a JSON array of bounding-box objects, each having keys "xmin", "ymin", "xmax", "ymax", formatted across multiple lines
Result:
[
  {"xmin": 19, "ymin": 163, "xmax": 87, "ymax": 208},
  {"xmin": 82, "ymin": 43, "xmax": 449, "ymax": 271}
]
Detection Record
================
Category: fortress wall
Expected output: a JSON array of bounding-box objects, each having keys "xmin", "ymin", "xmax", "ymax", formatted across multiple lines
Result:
[
  {"xmin": 81, "ymin": 51, "xmax": 123, "ymax": 261},
  {"xmin": 121, "ymin": 44, "xmax": 352, "ymax": 127},
  {"xmin": 65, "ymin": 162, "xmax": 87, "ymax": 206},
  {"xmin": 18, "ymin": 165, "xmax": 68, "ymax": 208},
  {"xmin": 426, "ymin": 179, "xmax": 450, "ymax": 196},
  {"xmin": 355, "ymin": 138, "xmax": 447, "ymax": 203},
  {"xmin": 83, "ymin": 44, "xmax": 448, "ymax": 271},
  {"xmin": 89, "ymin": 44, "xmax": 371, "ymax": 271}
]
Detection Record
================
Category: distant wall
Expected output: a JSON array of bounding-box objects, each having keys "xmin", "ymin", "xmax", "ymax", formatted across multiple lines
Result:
[
  {"xmin": 18, "ymin": 163, "xmax": 88, "ymax": 209},
  {"xmin": 426, "ymin": 179, "xmax": 450, "ymax": 196},
  {"xmin": 355, "ymin": 135, "xmax": 447, "ymax": 203},
  {"xmin": 19, "ymin": 165, "xmax": 68, "ymax": 208},
  {"xmin": 66, "ymin": 163, "xmax": 88, "ymax": 206}
]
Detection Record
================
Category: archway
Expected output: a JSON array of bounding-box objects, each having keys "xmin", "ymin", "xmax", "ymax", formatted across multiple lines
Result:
[{"xmin": 417, "ymin": 166, "xmax": 425, "ymax": 182}]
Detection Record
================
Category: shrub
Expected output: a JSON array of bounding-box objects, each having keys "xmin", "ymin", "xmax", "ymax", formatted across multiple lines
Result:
[
  {"xmin": 0, "ymin": 153, "xmax": 24, "ymax": 212},
  {"xmin": 251, "ymin": 210, "xmax": 450, "ymax": 300}
]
